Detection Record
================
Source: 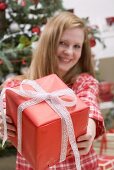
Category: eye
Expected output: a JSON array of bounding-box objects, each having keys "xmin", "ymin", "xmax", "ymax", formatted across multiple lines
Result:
[
  {"xmin": 74, "ymin": 44, "xmax": 81, "ymax": 49},
  {"xmin": 59, "ymin": 41, "xmax": 68, "ymax": 47}
]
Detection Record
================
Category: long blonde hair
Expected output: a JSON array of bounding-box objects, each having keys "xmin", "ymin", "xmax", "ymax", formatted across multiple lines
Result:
[{"xmin": 28, "ymin": 11, "xmax": 95, "ymax": 85}]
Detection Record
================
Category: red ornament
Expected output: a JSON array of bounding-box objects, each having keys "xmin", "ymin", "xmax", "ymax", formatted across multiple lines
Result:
[
  {"xmin": 0, "ymin": 59, "xmax": 3, "ymax": 65},
  {"xmin": 21, "ymin": 0, "xmax": 26, "ymax": 7},
  {"xmin": 22, "ymin": 59, "xmax": 26, "ymax": 65},
  {"xmin": 106, "ymin": 17, "xmax": 114, "ymax": 26},
  {"xmin": 0, "ymin": 2, "xmax": 7, "ymax": 11},
  {"xmin": 89, "ymin": 37, "xmax": 96, "ymax": 47},
  {"xmin": 31, "ymin": 26, "xmax": 40, "ymax": 34}
]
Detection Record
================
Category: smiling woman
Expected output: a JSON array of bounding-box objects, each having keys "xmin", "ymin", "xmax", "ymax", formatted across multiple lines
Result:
[{"xmin": 0, "ymin": 11, "xmax": 105, "ymax": 170}]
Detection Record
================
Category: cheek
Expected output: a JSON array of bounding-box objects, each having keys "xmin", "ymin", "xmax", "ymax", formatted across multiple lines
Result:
[
  {"xmin": 56, "ymin": 47, "xmax": 61, "ymax": 56},
  {"xmin": 75, "ymin": 51, "xmax": 82, "ymax": 62}
]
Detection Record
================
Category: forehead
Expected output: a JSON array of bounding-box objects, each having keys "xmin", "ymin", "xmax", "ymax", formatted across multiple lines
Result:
[{"xmin": 61, "ymin": 27, "xmax": 84, "ymax": 43}]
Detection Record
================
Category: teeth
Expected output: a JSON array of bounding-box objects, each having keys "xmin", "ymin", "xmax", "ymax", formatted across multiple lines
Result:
[
  {"xmin": 63, "ymin": 59, "xmax": 69, "ymax": 62},
  {"xmin": 60, "ymin": 58, "xmax": 70, "ymax": 62}
]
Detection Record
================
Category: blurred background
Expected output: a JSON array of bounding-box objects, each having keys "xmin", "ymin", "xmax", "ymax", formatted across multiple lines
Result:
[{"xmin": 0, "ymin": 0, "xmax": 114, "ymax": 169}]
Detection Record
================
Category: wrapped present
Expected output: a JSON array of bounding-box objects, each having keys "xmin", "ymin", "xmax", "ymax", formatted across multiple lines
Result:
[
  {"xmin": 0, "ymin": 74, "xmax": 89, "ymax": 170},
  {"xmin": 93, "ymin": 132, "xmax": 114, "ymax": 156},
  {"xmin": 98, "ymin": 155, "xmax": 114, "ymax": 170}
]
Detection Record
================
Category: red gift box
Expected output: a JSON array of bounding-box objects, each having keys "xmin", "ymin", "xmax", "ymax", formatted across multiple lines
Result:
[
  {"xmin": 98, "ymin": 155, "xmax": 114, "ymax": 170},
  {"xmin": 4, "ymin": 74, "xmax": 89, "ymax": 170}
]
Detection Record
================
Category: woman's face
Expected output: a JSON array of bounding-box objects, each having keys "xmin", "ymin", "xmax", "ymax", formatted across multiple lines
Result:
[{"xmin": 56, "ymin": 27, "xmax": 84, "ymax": 76}]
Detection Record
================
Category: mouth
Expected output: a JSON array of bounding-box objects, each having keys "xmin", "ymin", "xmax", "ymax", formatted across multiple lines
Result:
[{"xmin": 58, "ymin": 56, "xmax": 71, "ymax": 64}]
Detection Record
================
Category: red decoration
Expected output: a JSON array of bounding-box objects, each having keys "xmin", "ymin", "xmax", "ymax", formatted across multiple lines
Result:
[
  {"xmin": 89, "ymin": 37, "xmax": 96, "ymax": 47},
  {"xmin": 0, "ymin": 59, "xmax": 3, "ymax": 65},
  {"xmin": 21, "ymin": 0, "xmax": 26, "ymax": 7},
  {"xmin": 22, "ymin": 59, "xmax": 26, "ymax": 65},
  {"xmin": 5, "ymin": 74, "xmax": 89, "ymax": 170},
  {"xmin": 31, "ymin": 26, "xmax": 40, "ymax": 34},
  {"xmin": 106, "ymin": 17, "xmax": 114, "ymax": 26},
  {"xmin": 0, "ymin": 2, "xmax": 7, "ymax": 11}
]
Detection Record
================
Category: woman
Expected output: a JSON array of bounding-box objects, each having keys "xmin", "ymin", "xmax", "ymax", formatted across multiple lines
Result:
[{"xmin": 0, "ymin": 11, "xmax": 105, "ymax": 170}]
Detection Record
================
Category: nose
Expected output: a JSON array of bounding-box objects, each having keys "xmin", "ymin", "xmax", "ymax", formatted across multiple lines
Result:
[{"xmin": 64, "ymin": 46, "xmax": 74, "ymax": 56}]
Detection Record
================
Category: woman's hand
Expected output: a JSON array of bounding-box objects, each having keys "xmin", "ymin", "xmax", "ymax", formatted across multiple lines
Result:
[
  {"xmin": 6, "ymin": 115, "xmax": 16, "ymax": 137},
  {"xmin": 68, "ymin": 118, "xmax": 96, "ymax": 156},
  {"xmin": 76, "ymin": 118, "xmax": 96, "ymax": 155},
  {"xmin": 0, "ymin": 114, "xmax": 16, "ymax": 138}
]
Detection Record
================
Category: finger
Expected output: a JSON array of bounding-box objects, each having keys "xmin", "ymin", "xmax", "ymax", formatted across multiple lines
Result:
[
  {"xmin": 67, "ymin": 148, "xmax": 74, "ymax": 158},
  {"xmin": 79, "ymin": 147, "xmax": 90, "ymax": 155},
  {"xmin": 77, "ymin": 134, "xmax": 92, "ymax": 142},
  {"xmin": 7, "ymin": 123, "xmax": 16, "ymax": 132},
  {"xmin": 66, "ymin": 153, "xmax": 73, "ymax": 159},
  {"xmin": 7, "ymin": 130, "xmax": 16, "ymax": 137},
  {"xmin": 6, "ymin": 116, "xmax": 13, "ymax": 124},
  {"xmin": 0, "ymin": 123, "xmax": 16, "ymax": 137},
  {"xmin": 77, "ymin": 141, "xmax": 90, "ymax": 148}
]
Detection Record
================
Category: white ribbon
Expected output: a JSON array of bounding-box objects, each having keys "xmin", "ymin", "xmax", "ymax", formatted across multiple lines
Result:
[
  {"xmin": 0, "ymin": 79, "xmax": 81, "ymax": 170},
  {"xmin": 0, "ymin": 88, "xmax": 8, "ymax": 146}
]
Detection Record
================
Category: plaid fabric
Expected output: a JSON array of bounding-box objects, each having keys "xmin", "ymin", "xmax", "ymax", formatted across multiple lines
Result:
[
  {"xmin": 2, "ymin": 73, "xmax": 105, "ymax": 170},
  {"xmin": 16, "ymin": 148, "xmax": 101, "ymax": 170},
  {"xmin": 98, "ymin": 155, "xmax": 114, "ymax": 170}
]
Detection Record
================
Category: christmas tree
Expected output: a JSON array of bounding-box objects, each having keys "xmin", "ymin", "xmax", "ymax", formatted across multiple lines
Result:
[{"xmin": 0, "ymin": 0, "xmax": 64, "ymax": 84}]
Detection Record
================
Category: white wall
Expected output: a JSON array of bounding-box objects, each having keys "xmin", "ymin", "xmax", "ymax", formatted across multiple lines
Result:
[{"xmin": 63, "ymin": 0, "xmax": 114, "ymax": 30}]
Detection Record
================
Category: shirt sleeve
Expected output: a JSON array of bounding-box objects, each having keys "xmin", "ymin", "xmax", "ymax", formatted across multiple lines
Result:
[
  {"xmin": 0, "ymin": 79, "xmax": 21, "ymax": 138},
  {"xmin": 72, "ymin": 73, "xmax": 105, "ymax": 138},
  {"xmin": 0, "ymin": 79, "xmax": 21, "ymax": 108}
]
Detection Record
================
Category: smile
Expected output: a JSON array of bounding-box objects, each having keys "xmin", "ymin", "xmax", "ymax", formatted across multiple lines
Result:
[{"xmin": 59, "ymin": 57, "xmax": 71, "ymax": 63}]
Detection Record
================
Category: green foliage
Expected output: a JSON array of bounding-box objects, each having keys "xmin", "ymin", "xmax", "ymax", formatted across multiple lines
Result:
[
  {"xmin": 83, "ymin": 17, "xmax": 106, "ymax": 48},
  {"xmin": 0, "ymin": 139, "xmax": 16, "ymax": 157},
  {"xmin": 0, "ymin": 0, "xmax": 64, "ymax": 84}
]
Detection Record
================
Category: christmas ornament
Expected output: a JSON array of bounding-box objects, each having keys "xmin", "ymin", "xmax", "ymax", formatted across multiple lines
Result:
[
  {"xmin": 21, "ymin": 0, "xmax": 26, "ymax": 7},
  {"xmin": 106, "ymin": 17, "xmax": 114, "ymax": 26},
  {"xmin": 89, "ymin": 37, "xmax": 96, "ymax": 47},
  {"xmin": 0, "ymin": 2, "xmax": 7, "ymax": 11},
  {"xmin": 22, "ymin": 59, "xmax": 26, "ymax": 65},
  {"xmin": 31, "ymin": 26, "xmax": 40, "ymax": 34},
  {"xmin": 9, "ymin": 22, "xmax": 20, "ymax": 33},
  {"xmin": 0, "ymin": 59, "xmax": 3, "ymax": 65},
  {"xmin": 16, "ymin": 0, "xmax": 26, "ymax": 6}
]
